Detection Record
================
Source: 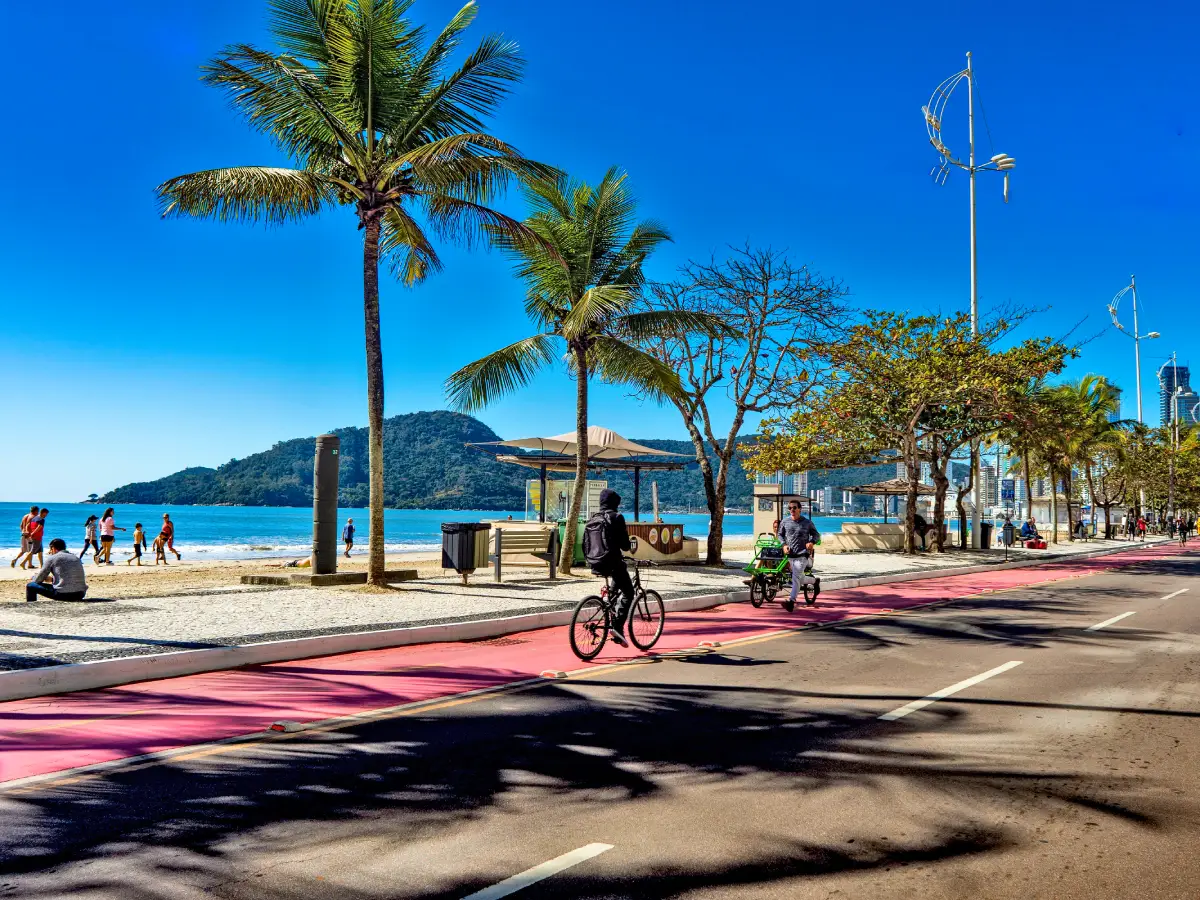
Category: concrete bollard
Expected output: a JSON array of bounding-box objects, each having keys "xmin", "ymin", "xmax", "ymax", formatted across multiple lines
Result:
[{"xmin": 312, "ymin": 434, "xmax": 340, "ymax": 575}]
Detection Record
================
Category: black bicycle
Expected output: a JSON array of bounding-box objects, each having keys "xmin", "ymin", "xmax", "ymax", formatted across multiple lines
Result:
[{"xmin": 569, "ymin": 553, "xmax": 665, "ymax": 660}]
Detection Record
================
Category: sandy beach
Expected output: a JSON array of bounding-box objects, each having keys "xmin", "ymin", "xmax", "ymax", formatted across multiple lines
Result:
[{"xmin": 0, "ymin": 535, "xmax": 759, "ymax": 602}]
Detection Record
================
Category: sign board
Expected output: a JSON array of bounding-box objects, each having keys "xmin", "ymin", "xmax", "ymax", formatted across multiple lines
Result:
[{"xmin": 1001, "ymin": 479, "xmax": 1015, "ymax": 502}]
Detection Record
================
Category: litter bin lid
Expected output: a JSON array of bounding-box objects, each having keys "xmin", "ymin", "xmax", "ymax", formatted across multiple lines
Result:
[{"xmin": 440, "ymin": 522, "xmax": 491, "ymax": 533}]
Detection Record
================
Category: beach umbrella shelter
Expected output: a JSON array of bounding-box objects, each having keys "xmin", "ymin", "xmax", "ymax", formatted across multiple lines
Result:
[
  {"xmin": 470, "ymin": 427, "xmax": 690, "ymax": 522},
  {"xmin": 851, "ymin": 478, "xmax": 937, "ymax": 524}
]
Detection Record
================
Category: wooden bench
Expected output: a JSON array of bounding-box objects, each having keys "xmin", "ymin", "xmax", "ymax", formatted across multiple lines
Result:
[{"xmin": 492, "ymin": 528, "xmax": 559, "ymax": 583}]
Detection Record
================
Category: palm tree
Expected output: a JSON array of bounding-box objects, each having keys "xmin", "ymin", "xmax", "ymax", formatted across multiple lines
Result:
[
  {"xmin": 446, "ymin": 168, "xmax": 718, "ymax": 573},
  {"xmin": 155, "ymin": 0, "xmax": 546, "ymax": 585}
]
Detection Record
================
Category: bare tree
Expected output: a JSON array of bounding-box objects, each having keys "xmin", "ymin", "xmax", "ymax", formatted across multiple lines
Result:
[{"xmin": 637, "ymin": 246, "xmax": 848, "ymax": 563}]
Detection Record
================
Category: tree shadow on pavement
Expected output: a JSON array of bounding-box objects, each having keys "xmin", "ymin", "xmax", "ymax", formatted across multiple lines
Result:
[{"xmin": 2, "ymin": 657, "xmax": 1186, "ymax": 898}]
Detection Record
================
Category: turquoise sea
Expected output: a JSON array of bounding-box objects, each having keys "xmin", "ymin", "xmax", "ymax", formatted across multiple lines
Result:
[{"xmin": 0, "ymin": 502, "xmax": 889, "ymax": 562}]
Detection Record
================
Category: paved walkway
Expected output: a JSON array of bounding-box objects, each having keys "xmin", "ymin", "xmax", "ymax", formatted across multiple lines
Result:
[
  {"xmin": 0, "ymin": 540, "xmax": 1187, "ymax": 789},
  {"xmin": 0, "ymin": 538, "xmax": 1165, "ymax": 670}
]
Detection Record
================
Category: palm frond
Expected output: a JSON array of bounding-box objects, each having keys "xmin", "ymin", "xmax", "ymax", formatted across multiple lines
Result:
[
  {"xmin": 396, "ymin": 30, "xmax": 524, "ymax": 146},
  {"xmin": 588, "ymin": 335, "xmax": 684, "ymax": 403},
  {"xmin": 617, "ymin": 309, "xmax": 733, "ymax": 341},
  {"xmin": 203, "ymin": 45, "xmax": 367, "ymax": 174},
  {"xmin": 156, "ymin": 167, "xmax": 336, "ymax": 224},
  {"xmin": 562, "ymin": 285, "xmax": 633, "ymax": 340},
  {"xmin": 421, "ymin": 193, "xmax": 541, "ymax": 252},
  {"xmin": 445, "ymin": 334, "xmax": 559, "ymax": 411},
  {"xmin": 379, "ymin": 206, "xmax": 442, "ymax": 285},
  {"xmin": 597, "ymin": 220, "xmax": 672, "ymax": 285}
]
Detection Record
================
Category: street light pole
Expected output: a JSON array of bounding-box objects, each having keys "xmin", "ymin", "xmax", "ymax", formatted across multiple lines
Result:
[
  {"xmin": 1107, "ymin": 275, "xmax": 1158, "ymax": 518},
  {"xmin": 923, "ymin": 53, "xmax": 1013, "ymax": 550}
]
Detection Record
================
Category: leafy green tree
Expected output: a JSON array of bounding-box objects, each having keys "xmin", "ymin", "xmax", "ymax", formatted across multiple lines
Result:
[
  {"xmin": 747, "ymin": 311, "xmax": 1071, "ymax": 554},
  {"xmin": 155, "ymin": 0, "xmax": 544, "ymax": 584},
  {"xmin": 446, "ymin": 168, "xmax": 717, "ymax": 572}
]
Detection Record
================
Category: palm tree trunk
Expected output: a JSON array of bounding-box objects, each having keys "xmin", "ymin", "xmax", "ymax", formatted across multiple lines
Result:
[
  {"xmin": 903, "ymin": 436, "xmax": 919, "ymax": 555},
  {"xmin": 1063, "ymin": 470, "xmax": 1076, "ymax": 540},
  {"xmin": 560, "ymin": 344, "xmax": 589, "ymax": 573},
  {"xmin": 363, "ymin": 216, "xmax": 386, "ymax": 586}
]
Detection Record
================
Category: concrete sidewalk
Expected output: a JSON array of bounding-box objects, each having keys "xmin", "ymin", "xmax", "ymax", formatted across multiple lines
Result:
[{"xmin": 0, "ymin": 536, "xmax": 1165, "ymax": 672}]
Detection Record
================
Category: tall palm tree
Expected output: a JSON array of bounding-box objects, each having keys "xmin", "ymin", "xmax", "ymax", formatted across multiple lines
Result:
[
  {"xmin": 155, "ymin": 0, "xmax": 546, "ymax": 584},
  {"xmin": 446, "ymin": 168, "xmax": 718, "ymax": 572}
]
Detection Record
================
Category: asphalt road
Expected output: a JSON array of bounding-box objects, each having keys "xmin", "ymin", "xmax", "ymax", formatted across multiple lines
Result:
[{"xmin": 1, "ymin": 549, "xmax": 1197, "ymax": 899}]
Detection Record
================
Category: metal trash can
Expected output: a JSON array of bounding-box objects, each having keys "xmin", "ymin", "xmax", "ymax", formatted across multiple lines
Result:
[
  {"xmin": 979, "ymin": 521, "xmax": 994, "ymax": 548},
  {"xmin": 441, "ymin": 522, "xmax": 490, "ymax": 583}
]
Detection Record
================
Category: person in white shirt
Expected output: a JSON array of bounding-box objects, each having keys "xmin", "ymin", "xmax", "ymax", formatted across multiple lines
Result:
[{"xmin": 27, "ymin": 539, "xmax": 89, "ymax": 602}]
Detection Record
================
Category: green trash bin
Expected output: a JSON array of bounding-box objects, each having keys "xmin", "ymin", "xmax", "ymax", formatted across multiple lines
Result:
[{"xmin": 556, "ymin": 518, "xmax": 587, "ymax": 565}]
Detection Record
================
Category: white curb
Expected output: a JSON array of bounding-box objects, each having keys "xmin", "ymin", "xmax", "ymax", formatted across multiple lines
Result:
[{"xmin": 0, "ymin": 539, "xmax": 1170, "ymax": 702}]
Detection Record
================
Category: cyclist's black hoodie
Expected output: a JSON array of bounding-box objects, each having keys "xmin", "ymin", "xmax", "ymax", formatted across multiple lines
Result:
[{"xmin": 595, "ymin": 488, "xmax": 632, "ymax": 571}]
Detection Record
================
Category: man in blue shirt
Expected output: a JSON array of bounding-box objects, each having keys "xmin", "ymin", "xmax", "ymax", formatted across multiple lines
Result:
[
  {"xmin": 342, "ymin": 519, "xmax": 355, "ymax": 558},
  {"xmin": 777, "ymin": 501, "xmax": 821, "ymax": 608}
]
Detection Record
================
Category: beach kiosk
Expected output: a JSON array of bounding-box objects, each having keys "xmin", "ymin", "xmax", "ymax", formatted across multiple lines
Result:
[{"xmin": 468, "ymin": 427, "xmax": 697, "ymax": 563}]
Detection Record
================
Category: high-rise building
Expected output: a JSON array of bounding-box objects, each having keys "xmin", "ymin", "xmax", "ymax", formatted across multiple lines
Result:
[
  {"xmin": 1108, "ymin": 387, "xmax": 1123, "ymax": 424},
  {"xmin": 978, "ymin": 465, "xmax": 998, "ymax": 508},
  {"xmin": 1176, "ymin": 390, "xmax": 1200, "ymax": 426},
  {"xmin": 1159, "ymin": 363, "xmax": 1192, "ymax": 425},
  {"xmin": 821, "ymin": 485, "xmax": 835, "ymax": 513}
]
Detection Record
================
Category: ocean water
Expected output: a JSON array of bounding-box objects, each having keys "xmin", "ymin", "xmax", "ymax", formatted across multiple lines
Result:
[{"xmin": 1, "ymin": 502, "xmax": 892, "ymax": 562}]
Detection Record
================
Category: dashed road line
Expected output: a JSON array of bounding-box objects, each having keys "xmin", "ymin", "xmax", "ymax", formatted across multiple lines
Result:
[
  {"xmin": 878, "ymin": 661, "xmax": 1024, "ymax": 721},
  {"xmin": 1086, "ymin": 611, "xmax": 1137, "ymax": 631},
  {"xmin": 461, "ymin": 843, "xmax": 613, "ymax": 900}
]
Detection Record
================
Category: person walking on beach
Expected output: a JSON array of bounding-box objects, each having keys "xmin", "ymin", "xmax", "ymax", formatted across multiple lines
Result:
[
  {"xmin": 27, "ymin": 538, "xmax": 88, "ymax": 603},
  {"xmin": 11, "ymin": 505, "xmax": 38, "ymax": 569},
  {"xmin": 80, "ymin": 515, "xmax": 102, "ymax": 562},
  {"xmin": 342, "ymin": 518, "xmax": 355, "ymax": 558},
  {"xmin": 96, "ymin": 508, "xmax": 125, "ymax": 564},
  {"xmin": 151, "ymin": 530, "xmax": 169, "ymax": 564},
  {"xmin": 127, "ymin": 523, "xmax": 148, "ymax": 566},
  {"xmin": 160, "ymin": 513, "xmax": 181, "ymax": 560},
  {"xmin": 20, "ymin": 509, "xmax": 49, "ymax": 570},
  {"xmin": 1136, "ymin": 515, "xmax": 1148, "ymax": 542}
]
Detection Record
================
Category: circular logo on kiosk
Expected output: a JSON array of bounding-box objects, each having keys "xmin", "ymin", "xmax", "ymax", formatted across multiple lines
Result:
[
  {"xmin": 648, "ymin": 528, "xmax": 659, "ymax": 545},
  {"xmin": 672, "ymin": 528, "xmax": 682, "ymax": 543}
]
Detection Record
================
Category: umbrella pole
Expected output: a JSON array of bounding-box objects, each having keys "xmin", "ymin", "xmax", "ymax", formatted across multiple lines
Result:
[
  {"xmin": 884, "ymin": 494, "xmax": 889, "ymax": 525},
  {"xmin": 539, "ymin": 464, "xmax": 547, "ymax": 523},
  {"xmin": 634, "ymin": 467, "xmax": 641, "ymax": 522}
]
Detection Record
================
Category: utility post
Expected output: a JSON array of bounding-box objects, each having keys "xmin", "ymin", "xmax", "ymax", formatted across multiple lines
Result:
[{"xmin": 923, "ymin": 53, "xmax": 1015, "ymax": 549}]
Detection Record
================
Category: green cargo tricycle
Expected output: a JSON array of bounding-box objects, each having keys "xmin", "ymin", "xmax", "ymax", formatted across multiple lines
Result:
[{"xmin": 743, "ymin": 532, "xmax": 818, "ymax": 611}]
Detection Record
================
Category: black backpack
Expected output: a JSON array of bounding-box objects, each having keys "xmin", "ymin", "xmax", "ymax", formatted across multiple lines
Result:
[{"xmin": 582, "ymin": 510, "xmax": 613, "ymax": 567}]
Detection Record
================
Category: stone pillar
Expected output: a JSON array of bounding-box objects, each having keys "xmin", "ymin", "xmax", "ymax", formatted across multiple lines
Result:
[{"xmin": 312, "ymin": 434, "xmax": 340, "ymax": 574}]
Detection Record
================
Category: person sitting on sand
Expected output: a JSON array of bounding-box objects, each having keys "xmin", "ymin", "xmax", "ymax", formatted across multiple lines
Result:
[{"xmin": 27, "ymin": 538, "xmax": 88, "ymax": 603}]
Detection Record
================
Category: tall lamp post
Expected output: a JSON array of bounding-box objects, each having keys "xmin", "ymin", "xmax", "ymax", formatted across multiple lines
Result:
[
  {"xmin": 1107, "ymin": 276, "xmax": 1159, "ymax": 515},
  {"xmin": 923, "ymin": 52, "xmax": 1016, "ymax": 548}
]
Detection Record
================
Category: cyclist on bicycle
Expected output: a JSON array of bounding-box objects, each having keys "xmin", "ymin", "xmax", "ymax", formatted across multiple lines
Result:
[
  {"xmin": 777, "ymin": 501, "xmax": 821, "ymax": 606},
  {"xmin": 584, "ymin": 489, "xmax": 634, "ymax": 647}
]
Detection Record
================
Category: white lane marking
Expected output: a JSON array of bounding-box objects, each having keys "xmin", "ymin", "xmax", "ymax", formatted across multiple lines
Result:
[
  {"xmin": 1161, "ymin": 588, "xmax": 1189, "ymax": 601},
  {"xmin": 1087, "ymin": 611, "xmax": 1137, "ymax": 632},
  {"xmin": 878, "ymin": 661, "xmax": 1023, "ymax": 721},
  {"xmin": 462, "ymin": 843, "xmax": 614, "ymax": 900}
]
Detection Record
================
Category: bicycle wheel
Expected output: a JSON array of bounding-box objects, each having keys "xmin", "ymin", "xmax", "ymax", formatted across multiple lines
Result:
[
  {"xmin": 750, "ymin": 577, "xmax": 766, "ymax": 608},
  {"xmin": 628, "ymin": 589, "xmax": 665, "ymax": 651},
  {"xmin": 569, "ymin": 595, "xmax": 609, "ymax": 661}
]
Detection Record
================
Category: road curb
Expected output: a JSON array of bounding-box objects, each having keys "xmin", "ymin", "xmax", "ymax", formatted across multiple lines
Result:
[{"xmin": 0, "ymin": 540, "xmax": 1170, "ymax": 703}]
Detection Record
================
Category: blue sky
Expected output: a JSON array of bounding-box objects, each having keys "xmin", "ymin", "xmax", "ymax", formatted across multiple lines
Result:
[{"xmin": 2, "ymin": 0, "xmax": 1197, "ymax": 501}]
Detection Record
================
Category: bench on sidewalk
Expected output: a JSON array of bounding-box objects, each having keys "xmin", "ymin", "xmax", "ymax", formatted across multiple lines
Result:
[{"xmin": 492, "ymin": 526, "xmax": 559, "ymax": 583}]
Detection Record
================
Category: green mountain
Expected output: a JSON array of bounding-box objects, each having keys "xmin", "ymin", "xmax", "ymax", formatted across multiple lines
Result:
[{"xmin": 99, "ymin": 411, "xmax": 964, "ymax": 512}]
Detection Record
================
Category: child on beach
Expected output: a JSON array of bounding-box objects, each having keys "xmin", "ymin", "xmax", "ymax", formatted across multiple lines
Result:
[
  {"xmin": 152, "ymin": 531, "xmax": 169, "ymax": 565},
  {"xmin": 81, "ymin": 516, "xmax": 101, "ymax": 562},
  {"xmin": 127, "ymin": 523, "xmax": 148, "ymax": 566}
]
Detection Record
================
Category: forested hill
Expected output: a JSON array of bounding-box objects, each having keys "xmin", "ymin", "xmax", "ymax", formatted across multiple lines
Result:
[{"xmin": 98, "ymin": 411, "xmax": 934, "ymax": 511}]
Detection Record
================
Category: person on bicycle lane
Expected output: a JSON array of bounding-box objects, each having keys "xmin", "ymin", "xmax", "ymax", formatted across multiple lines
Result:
[
  {"xmin": 778, "ymin": 501, "xmax": 821, "ymax": 606},
  {"xmin": 586, "ymin": 488, "xmax": 634, "ymax": 647}
]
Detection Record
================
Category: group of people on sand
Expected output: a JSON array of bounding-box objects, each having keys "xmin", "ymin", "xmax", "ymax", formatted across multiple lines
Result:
[{"xmin": 12, "ymin": 507, "xmax": 182, "ymax": 572}]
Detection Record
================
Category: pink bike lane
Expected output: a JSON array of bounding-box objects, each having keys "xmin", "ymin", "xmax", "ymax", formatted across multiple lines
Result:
[{"xmin": 0, "ymin": 541, "xmax": 1186, "ymax": 788}]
